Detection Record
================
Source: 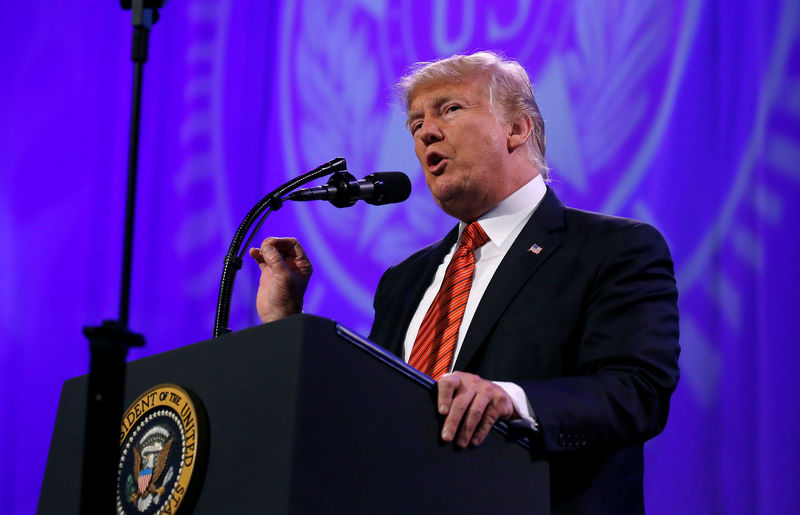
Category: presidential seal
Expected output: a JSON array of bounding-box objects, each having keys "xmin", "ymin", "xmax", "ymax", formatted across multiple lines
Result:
[{"xmin": 116, "ymin": 384, "xmax": 206, "ymax": 514}]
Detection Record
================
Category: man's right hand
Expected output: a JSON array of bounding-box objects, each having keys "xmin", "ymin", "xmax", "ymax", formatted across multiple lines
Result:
[{"xmin": 248, "ymin": 237, "xmax": 313, "ymax": 323}]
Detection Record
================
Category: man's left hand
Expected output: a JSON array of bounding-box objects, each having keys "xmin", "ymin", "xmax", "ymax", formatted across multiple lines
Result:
[{"xmin": 437, "ymin": 372, "xmax": 516, "ymax": 448}]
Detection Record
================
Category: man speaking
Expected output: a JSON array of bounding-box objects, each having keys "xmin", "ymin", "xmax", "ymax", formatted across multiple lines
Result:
[{"xmin": 250, "ymin": 51, "xmax": 679, "ymax": 513}]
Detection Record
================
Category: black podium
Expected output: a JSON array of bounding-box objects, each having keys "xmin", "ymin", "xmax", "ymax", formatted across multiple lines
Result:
[{"xmin": 40, "ymin": 314, "xmax": 549, "ymax": 513}]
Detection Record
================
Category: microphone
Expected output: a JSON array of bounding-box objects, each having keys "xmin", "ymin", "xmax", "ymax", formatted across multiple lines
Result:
[{"xmin": 288, "ymin": 171, "xmax": 411, "ymax": 208}]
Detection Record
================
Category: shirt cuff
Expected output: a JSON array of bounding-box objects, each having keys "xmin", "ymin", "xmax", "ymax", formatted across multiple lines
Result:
[{"xmin": 493, "ymin": 381, "xmax": 539, "ymax": 432}]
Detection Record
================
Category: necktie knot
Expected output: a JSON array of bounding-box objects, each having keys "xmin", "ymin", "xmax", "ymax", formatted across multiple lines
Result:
[{"xmin": 460, "ymin": 222, "xmax": 489, "ymax": 253}]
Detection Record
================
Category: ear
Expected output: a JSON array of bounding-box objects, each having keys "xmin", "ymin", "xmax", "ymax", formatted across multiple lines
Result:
[{"xmin": 507, "ymin": 115, "xmax": 533, "ymax": 153}]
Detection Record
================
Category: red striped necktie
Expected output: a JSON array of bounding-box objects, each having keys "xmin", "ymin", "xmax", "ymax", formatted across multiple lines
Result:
[{"xmin": 409, "ymin": 222, "xmax": 490, "ymax": 380}]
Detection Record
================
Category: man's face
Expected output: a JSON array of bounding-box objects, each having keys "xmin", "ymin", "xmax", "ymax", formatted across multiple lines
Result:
[{"xmin": 407, "ymin": 77, "xmax": 525, "ymax": 221}]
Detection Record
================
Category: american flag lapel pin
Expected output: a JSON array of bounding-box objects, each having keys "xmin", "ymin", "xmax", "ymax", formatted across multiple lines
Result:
[{"xmin": 528, "ymin": 243, "xmax": 543, "ymax": 255}]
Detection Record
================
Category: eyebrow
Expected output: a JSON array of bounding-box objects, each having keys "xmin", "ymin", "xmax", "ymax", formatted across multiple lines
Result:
[{"xmin": 405, "ymin": 94, "xmax": 456, "ymax": 130}]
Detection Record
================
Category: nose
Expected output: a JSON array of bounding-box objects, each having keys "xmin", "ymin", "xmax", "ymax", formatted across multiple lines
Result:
[{"xmin": 416, "ymin": 118, "xmax": 444, "ymax": 146}]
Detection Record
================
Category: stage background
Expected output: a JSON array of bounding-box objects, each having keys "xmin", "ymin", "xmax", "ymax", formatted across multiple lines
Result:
[{"xmin": 2, "ymin": 1, "xmax": 799, "ymax": 512}]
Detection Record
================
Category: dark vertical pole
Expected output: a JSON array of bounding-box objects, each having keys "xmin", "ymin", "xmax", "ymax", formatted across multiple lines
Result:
[
  {"xmin": 79, "ymin": 1, "xmax": 158, "ymax": 511},
  {"xmin": 120, "ymin": 6, "xmax": 152, "ymax": 327},
  {"xmin": 119, "ymin": 60, "xmax": 144, "ymax": 327}
]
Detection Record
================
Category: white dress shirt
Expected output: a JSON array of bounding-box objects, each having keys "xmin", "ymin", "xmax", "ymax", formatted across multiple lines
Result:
[{"xmin": 402, "ymin": 174, "xmax": 547, "ymax": 428}]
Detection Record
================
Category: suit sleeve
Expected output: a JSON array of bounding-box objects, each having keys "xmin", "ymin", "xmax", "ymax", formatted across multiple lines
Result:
[
  {"xmin": 368, "ymin": 264, "xmax": 396, "ymax": 345},
  {"xmin": 520, "ymin": 222, "xmax": 680, "ymax": 453}
]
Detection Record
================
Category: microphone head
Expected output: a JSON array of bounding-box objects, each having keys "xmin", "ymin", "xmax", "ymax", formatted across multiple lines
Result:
[{"xmin": 364, "ymin": 172, "xmax": 411, "ymax": 205}]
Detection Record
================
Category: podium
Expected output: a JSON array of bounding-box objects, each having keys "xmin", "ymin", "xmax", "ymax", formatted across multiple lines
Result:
[{"xmin": 39, "ymin": 314, "xmax": 549, "ymax": 513}]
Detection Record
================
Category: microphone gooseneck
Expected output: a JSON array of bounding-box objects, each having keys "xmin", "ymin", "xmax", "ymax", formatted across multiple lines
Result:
[
  {"xmin": 214, "ymin": 157, "xmax": 347, "ymax": 338},
  {"xmin": 214, "ymin": 161, "xmax": 411, "ymax": 339}
]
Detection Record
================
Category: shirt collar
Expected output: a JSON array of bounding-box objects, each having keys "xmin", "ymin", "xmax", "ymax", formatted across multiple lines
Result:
[{"xmin": 458, "ymin": 174, "xmax": 547, "ymax": 249}]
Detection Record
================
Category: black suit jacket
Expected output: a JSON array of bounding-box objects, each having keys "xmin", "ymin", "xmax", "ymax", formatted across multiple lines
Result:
[{"xmin": 369, "ymin": 187, "xmax": 680, "ymax": 514}]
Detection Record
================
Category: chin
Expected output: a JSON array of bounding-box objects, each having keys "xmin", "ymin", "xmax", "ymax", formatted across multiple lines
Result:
[
  {"xmin": 437, "ymin": 201, "xmax": 477, "ymax": 222},
  {"xmin": 431, "ymin": 186, "xmax": 482, "ymax": 221}
]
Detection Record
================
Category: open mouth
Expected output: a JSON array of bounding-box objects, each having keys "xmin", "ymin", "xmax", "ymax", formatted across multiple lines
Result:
[{"xmin": 426, "ymin": 151, "xmax": 447, "ymax": 172}]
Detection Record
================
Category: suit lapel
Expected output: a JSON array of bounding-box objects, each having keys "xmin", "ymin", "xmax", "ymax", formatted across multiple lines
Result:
[
  {"xmin": 453, "ymin": 187, "xmax": 566, "ymax": 371},
  {"xmin": 384, "ymin": 225, "xmax": 459, "ymax": 358}
]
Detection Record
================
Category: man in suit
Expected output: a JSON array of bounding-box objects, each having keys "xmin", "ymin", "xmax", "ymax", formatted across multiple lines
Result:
[{"xmin": 251, "ymin": 51, "xmax": 679, "ymax": 513}]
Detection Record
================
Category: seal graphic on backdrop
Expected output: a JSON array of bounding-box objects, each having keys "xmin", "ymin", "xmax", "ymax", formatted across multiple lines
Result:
[
  {"xmin": 116, "ymin": 384, "xmax": 206, "ymax": 514},
  {"xmin": 278, "ymin": 0, "xmax": 697, "ymax": 332}
]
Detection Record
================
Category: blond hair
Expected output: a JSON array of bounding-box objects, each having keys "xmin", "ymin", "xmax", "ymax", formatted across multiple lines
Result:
[{"xmin": 397, "ymin": 51, "xmax": 549, "ymax": 179}]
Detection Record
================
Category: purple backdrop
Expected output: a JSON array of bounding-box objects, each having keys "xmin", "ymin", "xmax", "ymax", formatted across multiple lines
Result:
[{"xmin": 2, "ymin": 1, "xmax": 799, "ymax": 512}]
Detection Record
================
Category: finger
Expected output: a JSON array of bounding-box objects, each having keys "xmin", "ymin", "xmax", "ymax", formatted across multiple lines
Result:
[
  {"xmin": 267, "ymin": 237, "xmax": 302, "ymax": 255},
  {"xmin": 436, "ymin": 373, "xmax": 459, "ymax": 415},
  {"xmin": 470, "ymin": 389, "xmax": 514, "ymax": 446},
  {"xmin": 264, "ymin": 238, "xmax": 312, "ymax": 274},
  {"xmin": 441, "ymin": 390, "xmax": 475, "ymax": 443},
  {"xmin": 259, "ymin": 242, "xmax": 289, "ymax": 269},
  {"xmin": 248, "ymin": 247, "xmax": 265, "ymax": 264},
  {"xmin": 280, "ymin": 239, "xmax": 312, "ymax": 273},
  {"xmin": 248, "ymin": 248, "xmax": 268, "ymax": 273},
  {"xmin": 470, "ymin": 412, "xmax": 497, "ymax": 447},
  {"xmin": 456, "ymin": 393, "xmax": 491, "ymax": 447}
]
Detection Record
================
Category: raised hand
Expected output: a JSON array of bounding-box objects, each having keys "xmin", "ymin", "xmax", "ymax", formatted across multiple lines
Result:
[{"xmin": 249, "ymin": 237, "xmax": 313, "ymax": 323}]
